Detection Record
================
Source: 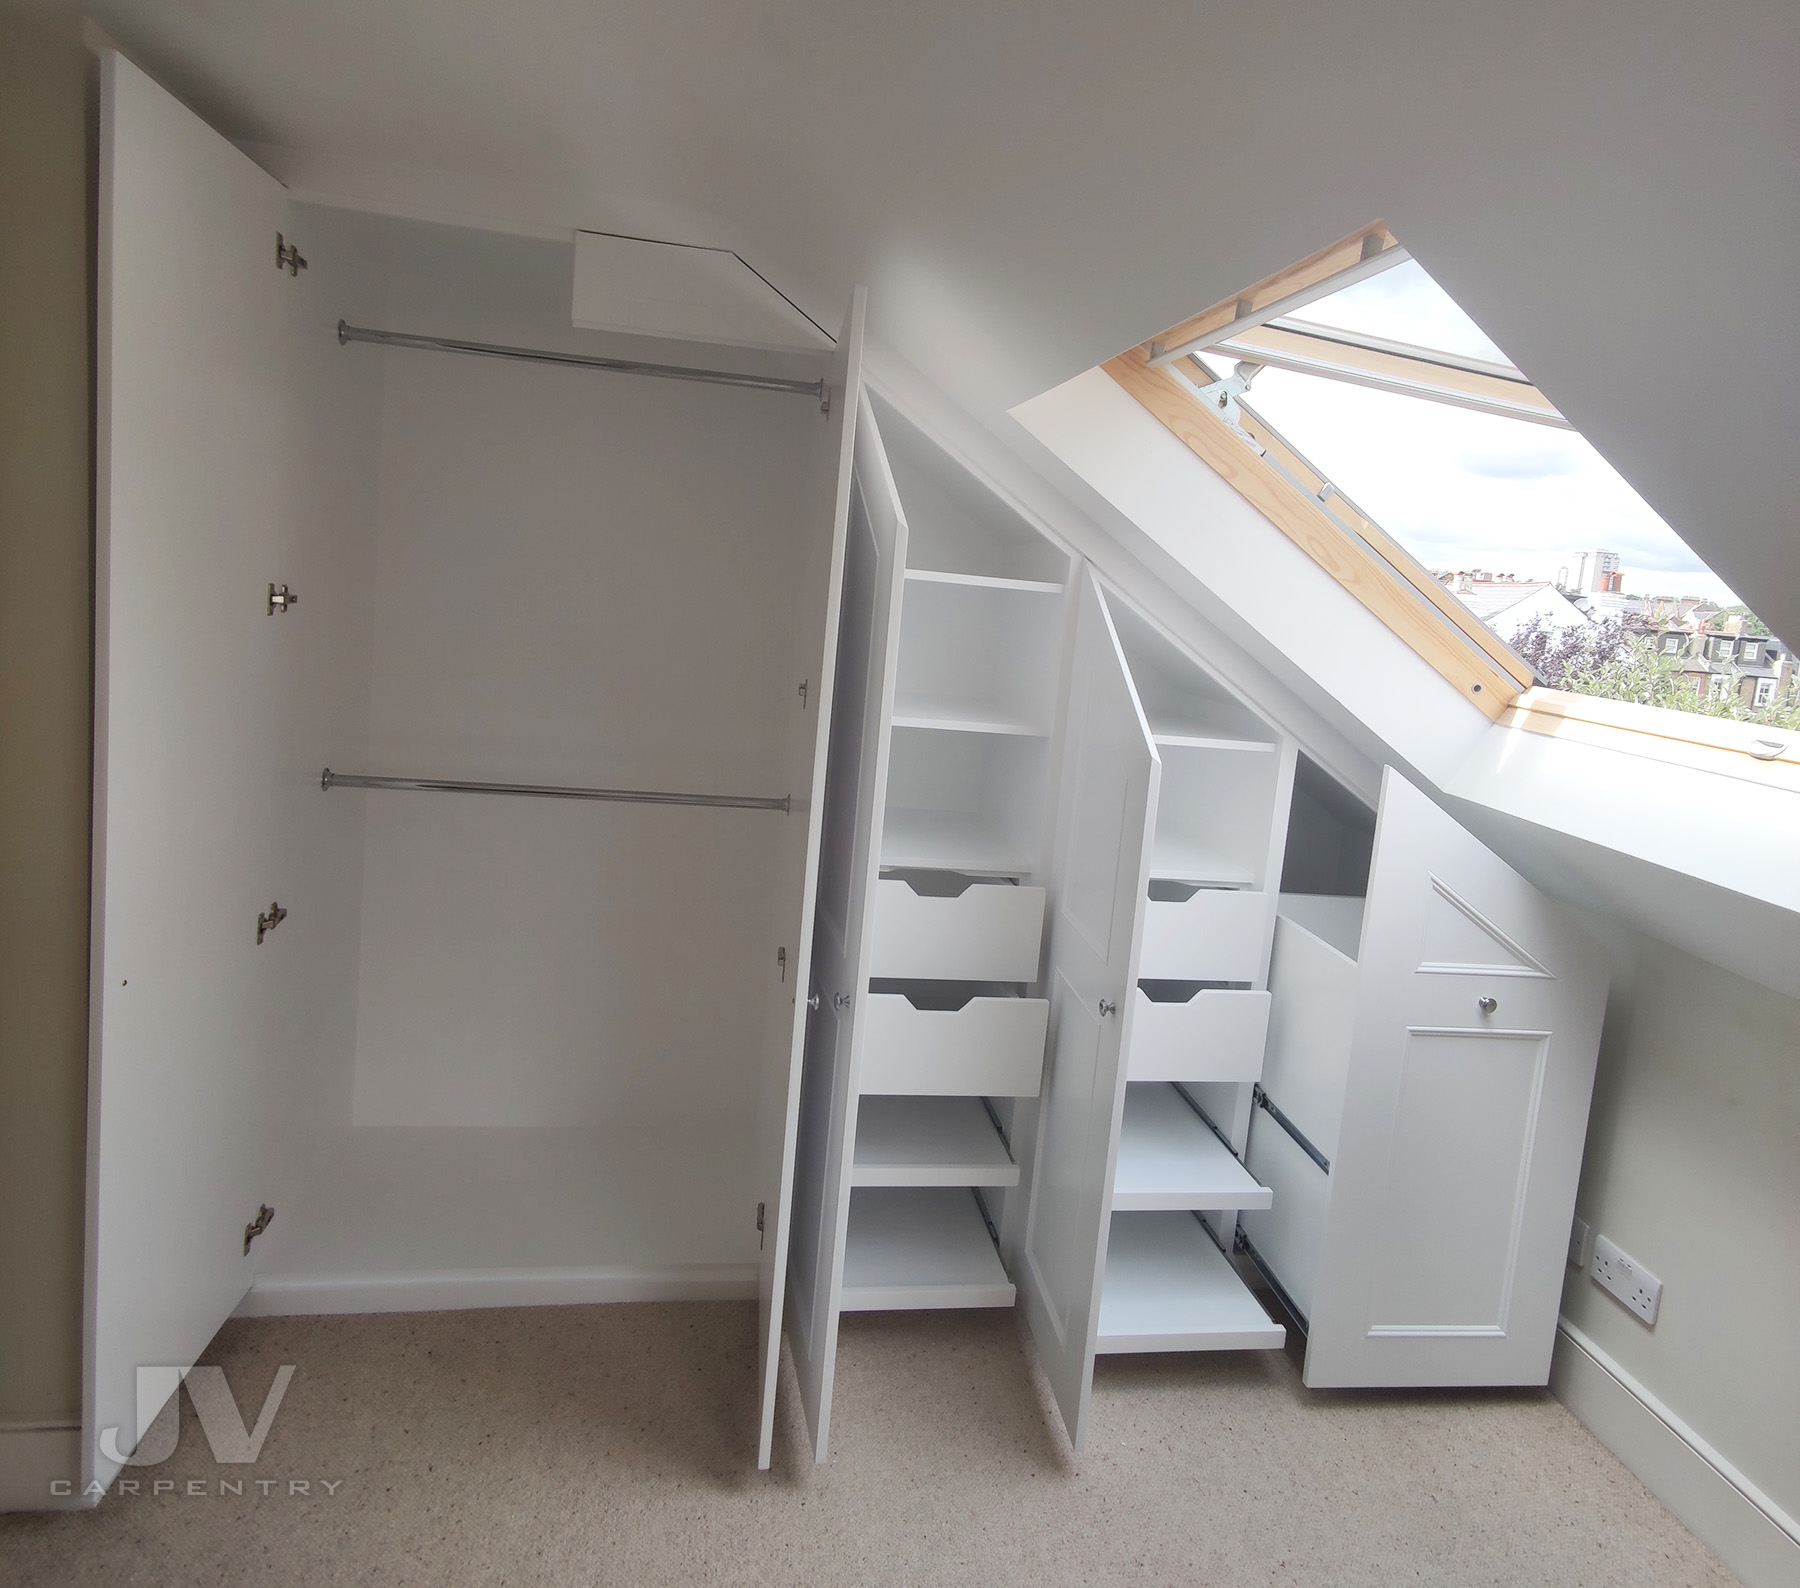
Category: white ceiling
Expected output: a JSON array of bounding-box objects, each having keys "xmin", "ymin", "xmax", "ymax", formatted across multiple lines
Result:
[{"xmin": 58, "ymin": 0, "xmax": 1800, "ymax": 640}]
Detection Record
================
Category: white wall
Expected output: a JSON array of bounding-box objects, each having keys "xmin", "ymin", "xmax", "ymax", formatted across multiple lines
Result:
[
  {"xmin": 344, "ymin": 217, "xmax": 825, "ymax": 1130},
  {"xmin": 1560, "ymin": 935, "xmax": 1800, "ymax": 1575}
]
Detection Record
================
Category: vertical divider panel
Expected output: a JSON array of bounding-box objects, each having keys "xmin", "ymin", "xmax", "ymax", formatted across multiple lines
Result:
[
  {"xmin": 786, "ymin": 393, "xmax": 909, "ymax": 1463},
  {"xmin": 1017, "ymin": 570, "xmax": 1160, "ymax": 1453},
  {"xmin": 753, "ymin": 289, "xmax": 867, "ymax": 1470}
]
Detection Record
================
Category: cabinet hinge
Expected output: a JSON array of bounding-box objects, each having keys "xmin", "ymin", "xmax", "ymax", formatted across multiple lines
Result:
[
  {"xmin": 776, "ymin": 946, "xmax": 787, "ymax": 982},
  {"xmin": 275, "ymin": 233, "xmax": 307, "ymax": 276},
  {"xmin": 243, "ymin": 1203, "xmax": 274, "ymax": 1255},
  {"xmin": 255, "ymin": 901, "xmax": 288, "ymax": 944},
  {"xmin": 267, "ymin": 582, "xmax": 297, "ymax": 615},
  {"xmin": 756, "ymin": 1201, "xmax": 766, "ymax": 1249},
  {"xmin": 797, "ymin": 679, "xmax": 809, "ymax": 710}
]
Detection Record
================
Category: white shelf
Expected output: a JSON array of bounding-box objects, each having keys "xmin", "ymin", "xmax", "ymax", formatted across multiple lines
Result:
[
  {"xmin": 1148, "ymin": 834, "xmax": 1257, "ymax": 887},
  {"xmin": 890, "ymin": 694, "xmax": 1048, "ymax": 736},
  {"xmin": 852, "ymin": 1096, "xmax": 1018, "ymax": 1187},
  {"xmin": 1095, "ymin": 1212, "xmax": 1286, "ymax": 1354},
  {"xmin": 1150, "ymin": 726, "xmax": 1276, "ymax": 753},
  {"xmin": 879, "ymin": 807, "xmax": 1032, "ymax": 876},
  {"xmin": 1112, "ymin": 1085, "xmax": 1272, "ymax": 1211},
  {"xmin": 840, "ymin": 1187, "xmax": 1015, "ymax": 1310},
  {"xmin": 904, "ymin": 567, "xmax": 1063, "ymax": 596}
]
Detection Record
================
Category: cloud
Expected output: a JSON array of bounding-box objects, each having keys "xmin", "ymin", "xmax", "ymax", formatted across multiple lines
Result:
[{"xmin": 1453, "ymin": 444, "xmax": 1580, "ymax": 479}]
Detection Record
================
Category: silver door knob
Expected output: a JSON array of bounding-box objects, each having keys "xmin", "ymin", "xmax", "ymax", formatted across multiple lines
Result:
[
  {"xmin": 1098, "ymin": 998, "xmax": 1117, "ymax": 1017},
  {"xmin": 1477, "ymin": 996, "xmax": 1498, "ymax": 1014},
  {"xmin": 806, "ymin": 994, "xmax": 821, "ymax": 1011}
]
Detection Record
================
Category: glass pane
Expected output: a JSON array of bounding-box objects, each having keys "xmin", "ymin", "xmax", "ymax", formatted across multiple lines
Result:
[{"xmin": 1288, "ymin": 259, "xmax": 1513, "ymax": 366}]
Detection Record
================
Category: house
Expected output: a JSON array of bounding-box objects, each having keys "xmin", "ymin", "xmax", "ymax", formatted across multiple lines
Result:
[
  {"xmin": 2, "ymin": 6, "xmax": 1797, "ymax": 1588},
  {"xmin": 1437, "ymin": 573, "xmax": 1592, "ymax": 645}
]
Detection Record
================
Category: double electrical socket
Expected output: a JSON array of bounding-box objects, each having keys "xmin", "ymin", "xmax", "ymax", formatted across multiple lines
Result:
[{"xmin": 1590, "ymin": 1233, "xmax": 1663, "ymax": 1326}]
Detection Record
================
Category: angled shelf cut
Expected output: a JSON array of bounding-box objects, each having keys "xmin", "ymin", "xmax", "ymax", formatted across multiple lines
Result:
[{"xmin": 903, "ymin": 567, "xmax": 1064, "ymax": 596}]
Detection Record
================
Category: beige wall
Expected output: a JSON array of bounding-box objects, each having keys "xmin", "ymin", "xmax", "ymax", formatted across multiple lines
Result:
[
  {"xmin": 0, "ymin": 7, "xmax": 92, "ymax": 1429},
  {"xmin": 1563, "ymin": 934, "xmax": 1800, "ymax": 1527}
]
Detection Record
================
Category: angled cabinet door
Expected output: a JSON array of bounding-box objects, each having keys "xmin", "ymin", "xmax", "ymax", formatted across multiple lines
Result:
[
  {"xmin": 87, "ymin": 52, "xmax": 296, "ymax": 1489},
  {"xmin": 1019, "ymin": 571, "xmax": 1160, "ymax": 1452},
  {"xmin": 1303, "ymin": 767, "xmax": 1606, "ymax": 1388},
  {"xmin": 785, "ymin": 393, "xmax": 910, "ymax": 1463},
  {"xmin": 753, "ymin": 288, "xmax": 868, "ymax": 1469}
]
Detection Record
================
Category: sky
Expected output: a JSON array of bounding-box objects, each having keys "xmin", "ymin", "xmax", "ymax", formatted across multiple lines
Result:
[{"xmin": 1219, "ymin": 262, "xmax": 1744, "ymax": 608}]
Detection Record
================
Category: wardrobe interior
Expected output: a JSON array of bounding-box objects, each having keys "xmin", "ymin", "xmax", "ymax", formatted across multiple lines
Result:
[{"xmin": 230, "ymin": 206, "xmax": 838, "ymax": 1311}]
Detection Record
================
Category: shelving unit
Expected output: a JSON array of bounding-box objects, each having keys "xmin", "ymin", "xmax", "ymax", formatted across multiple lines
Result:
[
  {"xmin": 832, "ymin": 398, "xmax": 1073, "ymax": 1343},
  {"xmin": 1095, "ymin": 1213, "xmax": 1286, "ymax": 1354},
  {"xmin": 1092, "ymin": 591, "xmax": 1298, "ymax": 1360}
]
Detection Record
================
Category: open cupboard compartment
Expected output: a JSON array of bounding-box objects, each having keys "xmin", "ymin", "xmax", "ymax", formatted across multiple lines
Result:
[
  {"xmin": 85, "ymin": 54, "xmax": 863, "ymax": 1485},
  {"xmin": 782, "ymin": 389, "xmax": 1074, "ymax": 1462}
]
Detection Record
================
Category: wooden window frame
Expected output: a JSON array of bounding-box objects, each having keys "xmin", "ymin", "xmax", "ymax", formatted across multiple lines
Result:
[
  {"xmin": 1105, "ymin": 219, "xmax": 1800, "ymax": 780},
  {"xmin": 1107, "ymin": 222, "xmax": 1533, "ymax": 720}
]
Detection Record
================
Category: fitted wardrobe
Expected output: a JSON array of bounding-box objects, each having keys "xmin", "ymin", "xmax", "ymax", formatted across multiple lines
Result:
[{"xmin": 85, "ymin": 48, "xmax": 1609, "ymax": 1490}]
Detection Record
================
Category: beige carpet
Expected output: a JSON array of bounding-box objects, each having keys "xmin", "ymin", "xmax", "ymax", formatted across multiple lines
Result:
[{"xmin": 1, "ymin": 1302, "xmax": 1731, "ymax": 1586}]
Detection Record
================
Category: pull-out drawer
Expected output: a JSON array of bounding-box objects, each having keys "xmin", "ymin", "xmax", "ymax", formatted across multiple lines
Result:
[
  {"xmin": 1127, "ymin": 988, "xmax": 1270, "ymax": 1083},
  {"xmin": 859, "ymin": 993, "xmax": 1049, "ymax": 1096},
  {"xmin": 1138, "ymin": 889, "xmax": 1272, "ymax": 983},
  {"xmin": 869, "ymin": 878, "xmax": 1046, "ymax": 982}
]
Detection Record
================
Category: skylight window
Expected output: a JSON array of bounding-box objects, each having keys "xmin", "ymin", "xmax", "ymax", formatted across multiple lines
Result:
[{"xmin": 1158, "ymin": 246, "xmax": 1796, "ymax": 729}]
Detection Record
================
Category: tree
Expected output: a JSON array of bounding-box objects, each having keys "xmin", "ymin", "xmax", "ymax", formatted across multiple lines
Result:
[{"xmin": 1507, "ymin": 616, "xmax": 1800, "ymax": 730}]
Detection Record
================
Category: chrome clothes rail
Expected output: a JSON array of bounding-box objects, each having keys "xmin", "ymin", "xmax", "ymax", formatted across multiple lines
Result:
[
  {"xmin": 321, "ymin": 769, "xmax": 789, "ymax": 814},
  {"xmin": 336, "ymin": 321, "xmax": 829, "ymax": 408}
]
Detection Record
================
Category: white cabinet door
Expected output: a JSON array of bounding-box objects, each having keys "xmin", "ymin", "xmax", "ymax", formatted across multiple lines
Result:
[
  {"xmin": 753, "ymin": 289, "xmax": 867, "ymax": 1469},
  {"xmin": 1019, "ymin": 571, "xmax": 1159, "ymax": 1451},
  {"xmin": 1304, "ymin": 767, "xmax": 1606, "ymax": 1388},
  {"xmin": 87, "ymin": 52, "xmax": 295, "ymax": 1488},
  {"xmin": 786, "ymin": 393, "xmax": 909, "ymax": 1462}
]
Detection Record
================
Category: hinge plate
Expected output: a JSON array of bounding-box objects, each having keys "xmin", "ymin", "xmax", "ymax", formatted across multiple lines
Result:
[{"xmin": 243, "ymin": 1203, "xmax": 274, "ymax": 1255}]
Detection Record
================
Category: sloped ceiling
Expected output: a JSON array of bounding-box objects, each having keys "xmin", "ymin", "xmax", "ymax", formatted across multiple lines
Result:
[{"xmin": 57, "ymin": 0, "xmax": 1800, "ymax": 641}]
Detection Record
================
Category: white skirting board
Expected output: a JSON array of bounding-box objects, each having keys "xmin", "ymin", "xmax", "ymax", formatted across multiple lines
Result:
[
  {"xmin": 1552, "ymin": 1320, "xmax": 1800, "ymax": 1588},
  {"xmin": 237, "ymin": 1264, "xmax": 758, "ymax": 1317},
  {"xmin": 0, "ymin": 1424, "xmax": 83, "ymax": 1513}
]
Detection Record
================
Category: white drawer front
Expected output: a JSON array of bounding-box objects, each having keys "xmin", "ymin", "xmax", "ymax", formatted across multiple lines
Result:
[
  {"xmin": 1127, "ymin": 988, "xmax": 1271, "ymax": 1083},
  {"xmin": 869, "ymin": 879, "xmax": 1046, "ymax": 982},
  {"xmin": 859, "ymin": 994, "xmax": 1049, "ymax": 1096},
  {"xmin": 1138, "ymin": 890, "xmax": 1272, "ymax": 982}
]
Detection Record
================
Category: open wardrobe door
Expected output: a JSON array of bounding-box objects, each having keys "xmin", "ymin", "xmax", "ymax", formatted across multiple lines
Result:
[
  {"xmin": 785, "ymin": 392, "xmax": 910, "ymax": 1462},
  {"xmin": 86, "ymin": 52, "xmax": 298, "ymax": 1491},
  {"xmin": 753, "ymin": 289, "xmax": 868, "ymax": 1468},
  {"xmin": 1302, "ymin": 767, "xmax": 1605, "ymax": 1389},
  {"xmin": 1018, "ymin": 570, "xmax": 1160, "ymax": 1453}
]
